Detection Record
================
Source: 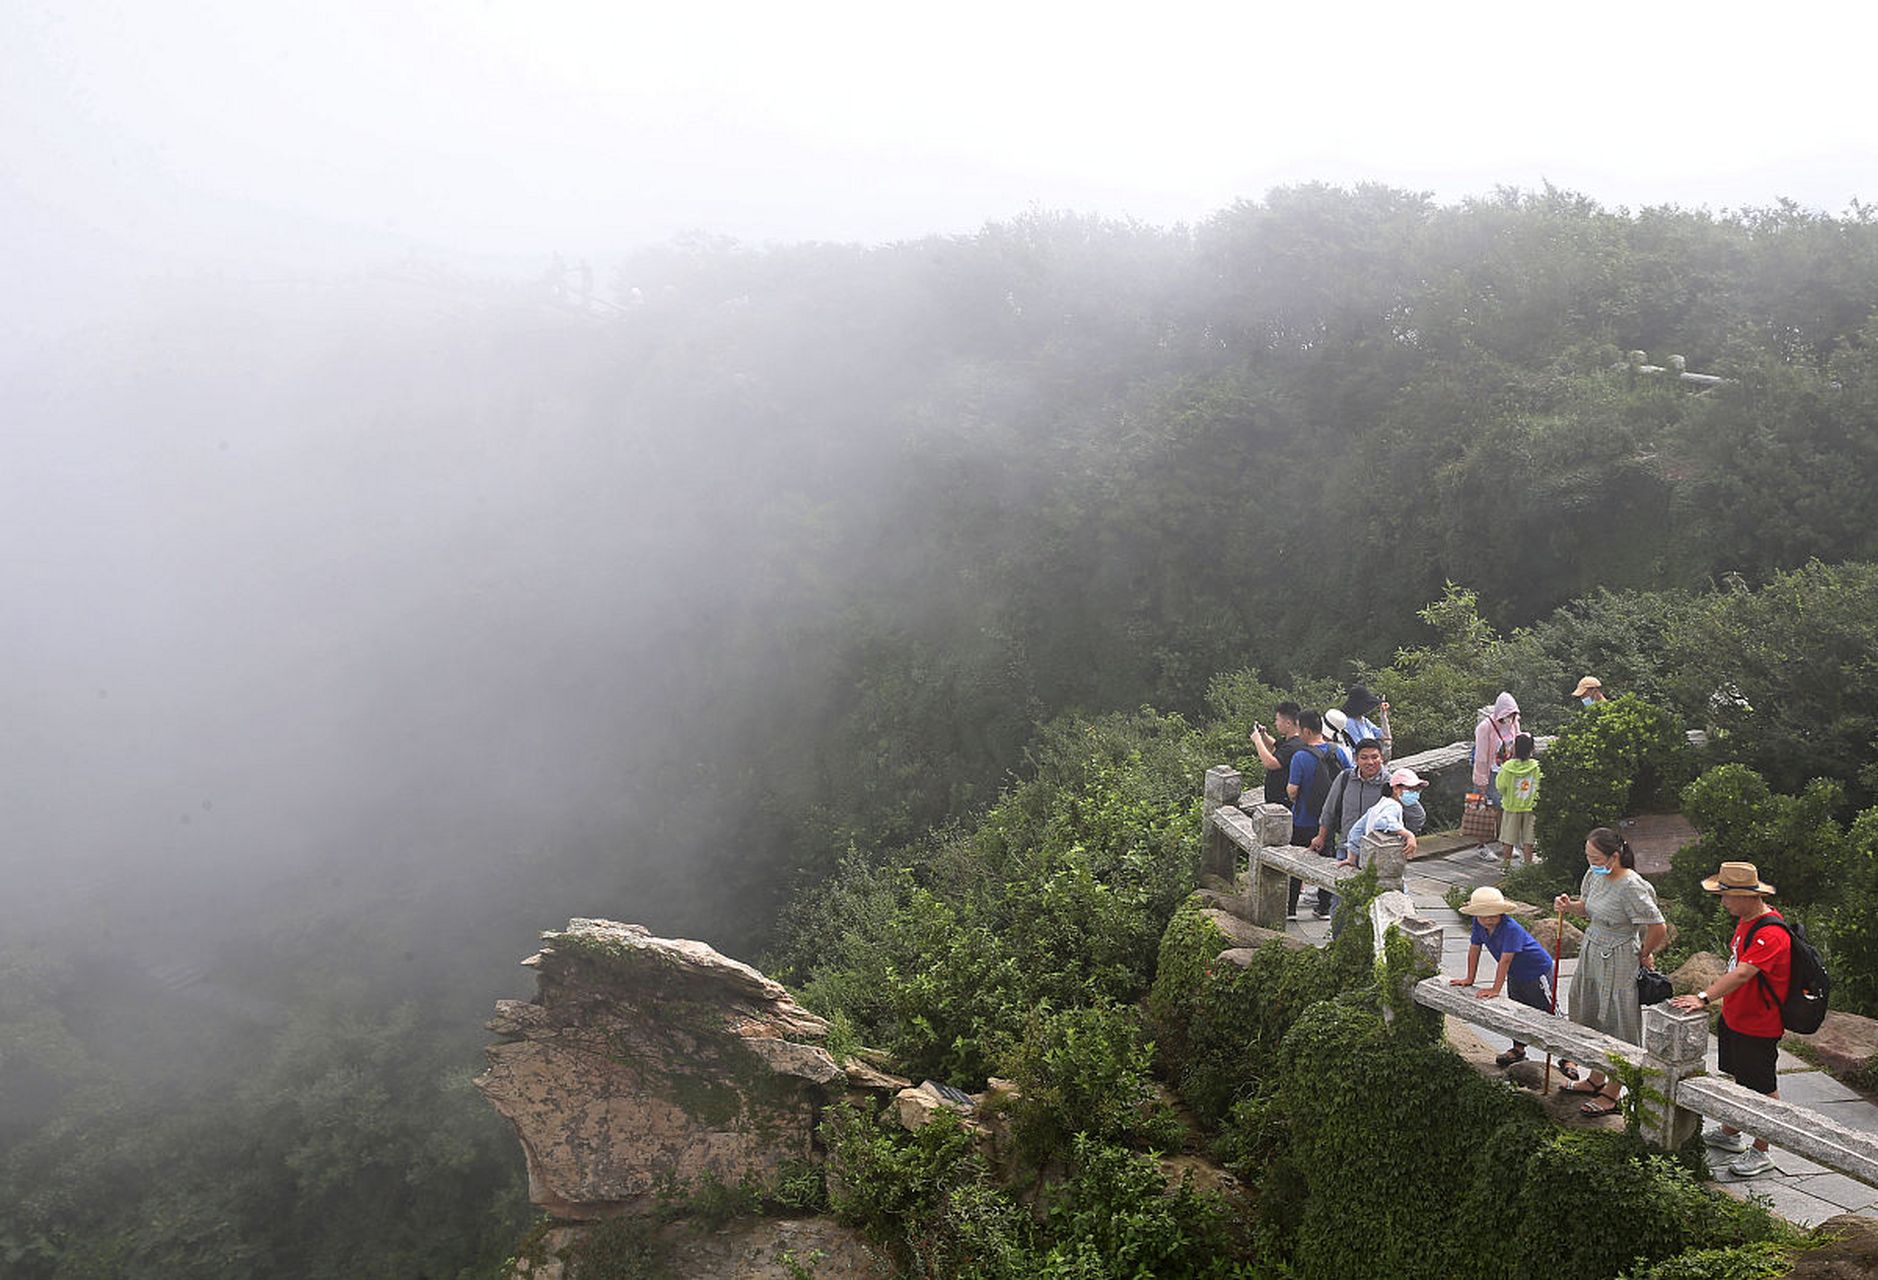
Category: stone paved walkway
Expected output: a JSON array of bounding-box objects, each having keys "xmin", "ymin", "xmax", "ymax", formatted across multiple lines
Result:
[{"xmin": 1284, "ymin": 839, "xmax": 1878, "ymax": 1227}]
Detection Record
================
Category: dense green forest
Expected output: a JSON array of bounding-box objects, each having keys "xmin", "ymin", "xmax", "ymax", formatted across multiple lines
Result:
[{"xmin": 7, "ymin": 186, "xmax": 1878, "ymax": 1278}]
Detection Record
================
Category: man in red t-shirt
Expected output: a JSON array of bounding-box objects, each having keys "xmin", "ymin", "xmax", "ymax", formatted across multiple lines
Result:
[{"xmin": 1670, "ymin": 861, "xmax": 1790, "ymax": 1178}]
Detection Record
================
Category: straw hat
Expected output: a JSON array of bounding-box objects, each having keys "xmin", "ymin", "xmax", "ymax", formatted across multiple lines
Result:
[
  {"xmin": 1700, "ymin": 861, "xmax": 1776, "ymax": 895},
  {"xmin": 1458, "ymin": 886, "xmax": 1517, "ymax": 916},
  {"xmin": 1571, "ymin": 676, "xmax": 1603, "ymax": 698}
]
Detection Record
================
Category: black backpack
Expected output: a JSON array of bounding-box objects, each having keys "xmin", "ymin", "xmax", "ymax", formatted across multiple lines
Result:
[
  {"xmin": 1741, "ymin": 915, "xmax": 1831, "ymax": 1034},
  {"xmin": 1302, "ymin": 744, "xmax": 1347, "ymax": 820}
]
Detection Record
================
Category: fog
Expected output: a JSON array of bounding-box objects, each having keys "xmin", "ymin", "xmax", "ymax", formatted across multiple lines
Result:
[
  {"xmin": 5, "ymin": 0, "xmax": 1873, "ymax": 990},
  {"xmin": 4, "ymin": 278, "xmax": 707, "ymax": 963},
  {"xmin": 7, "ymin": 6, "xmax": 1878, "ymax": 1275}
]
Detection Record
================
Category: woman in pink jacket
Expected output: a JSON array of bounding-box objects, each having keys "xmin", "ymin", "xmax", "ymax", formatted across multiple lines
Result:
[{"xmin": 1472, "ymin": 692, "xmax": 1522, "ymax": 798}]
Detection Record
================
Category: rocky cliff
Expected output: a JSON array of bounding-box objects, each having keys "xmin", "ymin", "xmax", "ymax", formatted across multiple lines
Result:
[{"xmin": 476, "ymin": 918, "xmax": 902, "ymax": 1218}]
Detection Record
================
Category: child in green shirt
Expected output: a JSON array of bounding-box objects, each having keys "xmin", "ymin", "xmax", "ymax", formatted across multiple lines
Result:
[{"xmin": 1494, "ymin": 734, "xmax": 1540, "ymax": 866}]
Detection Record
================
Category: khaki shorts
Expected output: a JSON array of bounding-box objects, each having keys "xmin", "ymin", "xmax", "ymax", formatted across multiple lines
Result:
[{"xmin": 1499, "ymin": 808, "xmax": 1536, "ymax": 847}]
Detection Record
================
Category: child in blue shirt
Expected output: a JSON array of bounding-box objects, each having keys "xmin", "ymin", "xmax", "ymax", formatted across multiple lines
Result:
[{"xmin": 1450, "ymin": 886, "xmax": 1580, "ymax": 1077}]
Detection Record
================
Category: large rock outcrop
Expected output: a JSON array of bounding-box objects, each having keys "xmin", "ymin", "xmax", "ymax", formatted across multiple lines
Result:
[{"xmin": 475, "ymin": 919, "xmax": 882, "ymax": 1218}]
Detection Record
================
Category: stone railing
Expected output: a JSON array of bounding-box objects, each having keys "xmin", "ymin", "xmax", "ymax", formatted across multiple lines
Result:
[
  {"xmin": 1202, "ymin": 765, "xmax": 1410, "ymax": 928},
  {"xmin": 1408, "ymin": 972, "xmax": 1878, "ymax": 1189},
  {"xmin": 1199, "ymin": 757, "xmax": 1878, "ymax": 1191}
]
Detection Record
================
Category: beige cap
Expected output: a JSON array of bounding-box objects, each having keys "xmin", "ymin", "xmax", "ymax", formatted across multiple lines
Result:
[{"xmin": 1571, "ymin": 676, "xmax": 1603, "ymax": 698}]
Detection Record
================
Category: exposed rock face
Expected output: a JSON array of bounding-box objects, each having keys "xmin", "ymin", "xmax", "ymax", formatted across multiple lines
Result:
[
  {"xmin": 1525, "ymin": 915, "xmax": 1584, "ymax": 961},
  {"xmin": 1786, "ymin": 1213, "xmax": 1878, "ymax": 1279},
  {"xmin": 507, "ymin": 1217, "xmax": 892, "ymax": 1280},
  {"xmin": 1669, "ymin": 950, "xmax": 1727, "ymax": 998},
  {"xmin": 476, "ymin": 919, "xmax": 863, "ymax": 1218},
  {"xmin": 1788, "ymin": 1008, "xmax": 1878, "ymax": 1078}
]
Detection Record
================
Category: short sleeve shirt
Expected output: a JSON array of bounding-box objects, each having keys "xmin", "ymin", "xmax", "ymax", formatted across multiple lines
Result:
[
  {"xmin": 1725, "ymin": 909, "xmax": 1792, "ymax": 1038},
  {"xmin": 1470, "ymin": 915, "xmax": 1553, "ymax": 982},
  {"xmin": 1286, "ymin": 743, "xmax": 1348, "ymax": 825},
  {"xmin": 1264, "ymin": 736, "xmax": 1303, "ymax": 806}
]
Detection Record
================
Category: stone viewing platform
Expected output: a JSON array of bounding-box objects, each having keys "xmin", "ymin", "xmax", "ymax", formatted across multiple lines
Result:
[
  {"xmin": 1198, "ymin": 743, "xmax": 1878, "ymax": 1230},
  {"xmin": 1201, "ymin": 766, "xmax": 1878, "ymax": 1229}
]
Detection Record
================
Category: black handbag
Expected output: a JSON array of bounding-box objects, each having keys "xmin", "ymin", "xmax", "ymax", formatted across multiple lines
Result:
[{"xmin": 1636, "ymin": 967, "xmax": 1673, "ymax": 1006}]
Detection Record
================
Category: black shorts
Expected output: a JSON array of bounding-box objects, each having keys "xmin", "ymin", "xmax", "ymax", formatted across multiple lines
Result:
[{"xmin": 1717, "ymin": 1020, "xmax": 1779, "ymax": 1096}]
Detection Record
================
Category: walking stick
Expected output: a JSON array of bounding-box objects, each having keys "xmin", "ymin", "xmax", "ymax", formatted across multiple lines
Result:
[{"xmin": 1543, "ymin": 902, "xmax": 1567, "ymax": 1093}]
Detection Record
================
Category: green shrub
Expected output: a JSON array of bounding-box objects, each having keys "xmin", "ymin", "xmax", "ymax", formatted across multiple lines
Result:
[
  {"xmin": 764, "ymin": 1159, "xmax": 829, "ymax": 1215},
  {"xmin": 1039, "ymin": 1137, "xmax": 1250, "ymax": 1280},
  {"xmin": 1669, "ymin": 764, "xmax": 1845, "ymax": 907},
  {"xmin": 820, "ymin": 1103, "xmax": 984, "ymax": 1247},
  {"xmin": 565, "ymin": 1216, "xmax": 668, "ymax": 1280},
  {"xmin": 1617, "ymin": 1240, "xmax": 1794, "ymax": 1280},
  {"xmin": 786, "ymin": 707, "xmax": 1213, "ymax": 1088},
  {"xmin": 1261, "ymin": 996, "xmax": 1797, "ymax": 1280},
  {"xmin": 1148, "ymin": 871, "xmax": 1381, "ymax": 1129},
  {"xmin": 1663, "ymin": 560, "xmax": 1878, "ymax": 805},
  {"xmin": 902, "ymin": 1181, "xmax": 1040, "ymax": 1280},
  {"xmin": 1002, "ymin": 1002, "xmax": 1174, "ymax": 1165},
  {"xmin": 1824, "ymin": 805, "xmax": 1878, "ymax": 1016},
  {"xmin": 1145, "ymin": 898, "xmax": 1231, "ymax": 1068},
  {"xmin": 1527, "ymin": 695, "xmax": 1694, "ymax": 899},
  {"xmin": 1493, "ymin": 1132, "xmax": 1796, "ymax": 1280},
  {"xmin": 1358, "ymin": 582, "xmax": 1540, "ymax": 750},
  {"xmin": 1167, "ymin": 935, "xmax": 1345, "ymax": 1127}
]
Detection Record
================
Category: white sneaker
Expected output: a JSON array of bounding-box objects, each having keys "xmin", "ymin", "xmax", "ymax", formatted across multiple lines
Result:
[
  {"xmin": 1728, "ymin": 1149, "xmax": 1775, "ymax": 1178},
  {"xmin": 1703, "ymin": 1127, "xmax": 1751, "ymax": 1154}
]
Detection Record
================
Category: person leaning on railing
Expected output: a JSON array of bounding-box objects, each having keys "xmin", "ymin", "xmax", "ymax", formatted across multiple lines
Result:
[
  {"xmin": 1552, "ymin": 828, "xmax": 1668, "ymax": 1117},
  {"xmin": 1669, "ymin": 861, "xmax": 1790, "ymax": 1178}
]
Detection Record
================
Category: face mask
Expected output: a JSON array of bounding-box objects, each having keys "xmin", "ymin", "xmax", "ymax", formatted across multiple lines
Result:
[
  {"xmin": 1399, "ymin": 790, "xmax": 1421, "ymax": 806},
  {"xmin": 1590, "ymin": 864, "xmax": 1612, "ymax": 877},
  {"xmin": 1582, "ymin": 696, "xmax": 1597, "ymax": 707}
]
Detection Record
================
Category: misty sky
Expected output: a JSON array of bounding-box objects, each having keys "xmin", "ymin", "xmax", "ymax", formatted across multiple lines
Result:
[
  {"xmin": 4, "ymin": 0, "xmax": 1874, "ymax": 961},
  {"xmin": 6, "ymin": 0, "xmax": 1875, "ymax": 300}
]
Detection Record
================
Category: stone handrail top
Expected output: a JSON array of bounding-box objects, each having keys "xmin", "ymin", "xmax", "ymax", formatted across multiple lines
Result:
[
  {"xmin": 1413, "ymin": 976, "xmax": 1647, "ymax": 1076},
  {"xmin": 1676, "ymin": 1076, "xmax": 1878, "ymax": 1187},
  {"xmin": 1210, "ymin": 806, "xmax": 1362, "ymax": 893},
  {"xmin": 1412, "ymin": 976, "xmax": 1878, "ymax": 1192}
]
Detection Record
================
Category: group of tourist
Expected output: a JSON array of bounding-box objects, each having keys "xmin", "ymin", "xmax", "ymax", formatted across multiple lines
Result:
[
  {"xmin": 1251, "ymin": 675, "xmax": 1794, "ymax": 1179},
  {"xmin": 1249, "ymin": 685, "xmax": 1427, "ymax": 921},
  {"xmin": 1452, "ymin": 848, "xmax": 1791, "ymax": 1177}
]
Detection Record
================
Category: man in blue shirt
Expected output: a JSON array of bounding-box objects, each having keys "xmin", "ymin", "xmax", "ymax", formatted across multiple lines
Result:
[{"xmin": 1287, "ymin": 713, "xmax": 1353, "ymax": 920}]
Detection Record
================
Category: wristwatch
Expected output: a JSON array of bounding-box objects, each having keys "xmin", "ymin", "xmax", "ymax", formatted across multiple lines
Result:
[{"xmin": 1696, "ymin": 991, "xmax": 1710, "ymax": 1006}]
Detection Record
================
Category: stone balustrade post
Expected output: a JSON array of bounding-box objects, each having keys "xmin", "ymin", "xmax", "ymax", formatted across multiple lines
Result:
[
  {"xmin": 1361, "ymin": 829, "xmax": 1408, "ymax": 893},
  {"xmin": 1638, "ymin": 1003, "xmax": 1709, "ymax": 1150},
  {"xmin": 1246, "ymin": 802, "xmax": 1293, "ymax": 927},
  {"xmin": 1395, "ymin": 916, "xmax": 1444, "ymax": 973},
  {"xmin": 1382, "ymin": 916, "xmax": 1443, "ymax": 1024},
  {"xmin": 1201, "ymin": 766, "xmax": 1243, "ymax": 884}
]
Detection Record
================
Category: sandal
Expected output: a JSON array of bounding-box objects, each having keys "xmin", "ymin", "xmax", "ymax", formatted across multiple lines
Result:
[
  {"xmin": 1495, "ymin": 1048, "xmax": 1526, "ymax": 1067},
  {"xmin": 1558, "ymin": 1061, "xmax": 1582, "ymax": 1081},
  {"xmin": 1579, "ymin": 1097, "xmax": 1621, "ymax": 1117},
  {"xmin": 1562, "ymin": 1079, "xmax": 1603, "ymax": 1095}
]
